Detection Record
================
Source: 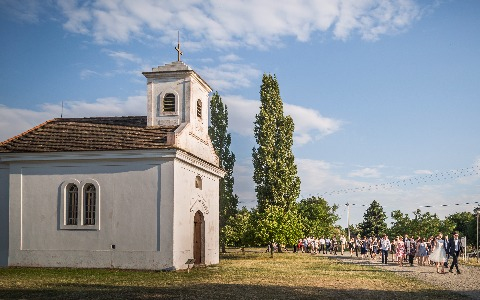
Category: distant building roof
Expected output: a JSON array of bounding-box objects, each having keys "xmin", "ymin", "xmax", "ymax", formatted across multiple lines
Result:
[{"xmin": 0, "ymin": 116, "xmax": 178, "ymax": 153}]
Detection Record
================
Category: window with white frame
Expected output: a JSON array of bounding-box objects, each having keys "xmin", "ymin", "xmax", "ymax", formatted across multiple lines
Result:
[{"xmin": 60, "ymin": 179, "xmax": 100, "ymax": 230}]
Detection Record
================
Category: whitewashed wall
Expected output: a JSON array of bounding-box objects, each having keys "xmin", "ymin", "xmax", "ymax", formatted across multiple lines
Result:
[
  {"xmin": 0, "ymin": 163, "xmax": 9, "ymax": 266},
  {"xmin": 6, "ymin": 152, "xmax": 176, "ymax": 270},
  {"xmin": 172, "ymin": 155, "xmax": 220, "ymax": 269},
  {"xmin": 4, "ymin": 149, "xmax": 221, "ymax": 270}
]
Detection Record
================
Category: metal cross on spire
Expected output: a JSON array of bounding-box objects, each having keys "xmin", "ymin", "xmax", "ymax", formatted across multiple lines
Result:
[{"xmin": 175, "ymin": 31, "xmax": 183, "ymax": 61}]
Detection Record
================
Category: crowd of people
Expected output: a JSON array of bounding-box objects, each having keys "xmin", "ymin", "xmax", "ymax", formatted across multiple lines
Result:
[{"xmin": 288, "ymin": 232, "xmax": 464, "ymax": 274}]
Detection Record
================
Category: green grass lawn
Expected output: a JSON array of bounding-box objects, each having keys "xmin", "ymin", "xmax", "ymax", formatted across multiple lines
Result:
[{"xmin": 0, "ymin": 249, "xmax": 467, "ymax": 299}]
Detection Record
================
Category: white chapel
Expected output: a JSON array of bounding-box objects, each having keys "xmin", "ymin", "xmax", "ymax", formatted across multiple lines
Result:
[{"xmin": 0, "ymin": 55, "xmax": 224, "ymax": 270}]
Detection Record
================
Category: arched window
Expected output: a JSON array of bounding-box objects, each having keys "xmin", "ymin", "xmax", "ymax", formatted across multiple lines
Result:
[
  {"xmin": 195, "ymin": 175, "xmax": 202, "ymax": 190},
  {"xmin": 84, "ymin": 184, "xmax": 96, "ymax": 225},
  {"xmin": 60, "ymin": 179, "xmax": 100, "ymax": 230},
  {"xmin": 66, "ymin": 184, "xmax": 78, "ymax": 225},
  {"xmin": 196, "ymin": 99, "xmax": 202, "ymax": 119},
  {"xmin": 163, "ymin": 93, "xmax": 176, "ymax": 112}
]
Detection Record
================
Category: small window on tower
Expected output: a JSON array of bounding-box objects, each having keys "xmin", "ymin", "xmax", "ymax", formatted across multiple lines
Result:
[
  {"xmin": 163, "ymin": 93, "xmax": 176, "ymax": 112},
  {"xmin": 196, "ymin": 99, "xmax": 202, "ymax": 119},
  {"xmin": 195, "ymin": 175, "xmax": 202, "ymax": 190}
]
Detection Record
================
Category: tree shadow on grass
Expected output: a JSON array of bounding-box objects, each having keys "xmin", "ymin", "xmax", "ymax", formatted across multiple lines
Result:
[{"xmin": 0, "ymin": 282, "xmax": 473, "ymax": 300}]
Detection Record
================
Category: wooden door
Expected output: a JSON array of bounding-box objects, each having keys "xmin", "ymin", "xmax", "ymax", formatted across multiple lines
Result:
[{"xmin": 193, "ymin": 211, "xmax": 204, "ymax": 264}]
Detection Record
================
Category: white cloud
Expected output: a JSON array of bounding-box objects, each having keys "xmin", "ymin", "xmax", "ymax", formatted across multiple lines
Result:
[
  {"xmin": 284, "ymin": 103, "xmax": 343, "ymax": 144},
  {"xmin": 414, "ymin": 169, "xmax": 433, "ymax": 175},
  {"xmin": 348, "ymin": 167, "xmax": 382, "ymax": 178},
  {"xmin": 80, "ymin": 69, "xmax": 102, "ymax": 80},
  {"xmin": 0, "ymin": 105, "xmax": 56, "ymax": 142},
  {"xmin": 58, "ymin": 0, "xmax": 92, "ymax": 34},
  {"xmin": 77, "ymin": 50, "xmax": 147, "ymax": 81},
  {"xmin": 219, "ymin": 54, "xmax": 241, "ymax": 63},
  {"xmin": 91, "ymin": 4, "xmax": 144, "ymax": 43},
  {"xmin": 0, "ymin": 0, "xmax": 51, "ymax": 23},
  {"xmin": 334, "ymin": 0, "xmax": 421, "ymax": 41},
  {"xmin": 79, "ymin": 67, "xmax": 141, "ymax": 80},
  {"xmin": 56, "ymin": 0, "xmax": 423, "ymax": 47},
  {"xmin": 223, "ymin": 95, "xmax": 342, "ymax": 145},
  {"xmin": 222, "ymin": 95, "xmax": 258, "ymax": 136},
  {"xmin": 103, "ymin": 49, "xmax": 142, "ymax": 64},
  {"xmin": 297, "ymin": 158, "xmax": 353, "ymax": 196},
  {"xmin": 233, "ymin": 158, "xmax": 257, "ymax": 209},
  {"xmin": 57, "ymin": 95, "xmax": 145, "ymax": 117},
  {"xmin": 197, "ymin": 63, "xmax": 261, "ymax": 91}
]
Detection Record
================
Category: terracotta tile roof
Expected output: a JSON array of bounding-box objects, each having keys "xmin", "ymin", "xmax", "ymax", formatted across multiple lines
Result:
[{"xmin": 0, "ymin": 116, "xmax": 178, "ymax": 153}]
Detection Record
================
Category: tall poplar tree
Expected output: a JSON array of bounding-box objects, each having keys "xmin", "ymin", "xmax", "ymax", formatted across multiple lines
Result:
[
  {"xmin": 252, "ymin": 74, "xmax": 302, "ymax": 252},
  {"xmin": 208, "ymin": 91, "xmax": 238, "ymax": 253}
]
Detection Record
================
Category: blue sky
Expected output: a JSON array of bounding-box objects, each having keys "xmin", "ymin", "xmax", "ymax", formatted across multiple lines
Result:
[{"xmin": 1, "ymin": 0, "xmax": 479, "ymax": 227}]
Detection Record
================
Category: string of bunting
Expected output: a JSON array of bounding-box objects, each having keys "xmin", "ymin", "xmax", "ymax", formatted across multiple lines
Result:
[
  {"xmin": 340, "ymin": 201, "xmax": 479, "ymax": 209},
  {"xmin": 418, "ymin": 201, "xmax": 479, "ymax": 208},
  {"xmin": 314, "ymin": 165, "xmax": 480, "ymax": 197}
]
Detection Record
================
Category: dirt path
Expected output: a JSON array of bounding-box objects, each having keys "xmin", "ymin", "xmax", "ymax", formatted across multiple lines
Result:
[{"xmin": 325, "ymin": 253, "xmax": 480, "ymax": 299}]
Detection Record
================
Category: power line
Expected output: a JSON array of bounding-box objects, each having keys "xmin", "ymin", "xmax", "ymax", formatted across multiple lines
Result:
[
  {"xmin": 339, "ymin": 201, "xmax": 479, "ymax": 209},
  {"xmin": 419, "ymin": 201, "xmax": 480, "ymax": 208},
  {"xmin": 314, "ymin": 165, "xmax": 480, "ymax": 197}
]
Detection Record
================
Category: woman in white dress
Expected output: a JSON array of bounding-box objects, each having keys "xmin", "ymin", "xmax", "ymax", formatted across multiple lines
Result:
[{"xmin": 429, "ymin": 232, "xmax": 447, "ymax": 273}]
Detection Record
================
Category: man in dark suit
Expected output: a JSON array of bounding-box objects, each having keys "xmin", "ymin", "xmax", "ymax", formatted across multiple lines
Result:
[{"xmin": 448, "ymin": 232, "xmax": 462, "ymax": 274}]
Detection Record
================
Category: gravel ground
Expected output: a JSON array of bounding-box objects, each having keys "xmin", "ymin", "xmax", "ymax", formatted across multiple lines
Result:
[{"xmin": 327, "ymin": 254, "xmax": 480, "ymax": 300}]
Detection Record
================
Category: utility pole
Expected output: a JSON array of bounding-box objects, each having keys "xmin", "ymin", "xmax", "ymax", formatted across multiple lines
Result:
[
  {"xmin": 476, "ymin": 206, "xmax": 479, "ymax": 263},
  {"xmin": 346, "ymin": 203, "xmax": 350, "ymax": 240}
]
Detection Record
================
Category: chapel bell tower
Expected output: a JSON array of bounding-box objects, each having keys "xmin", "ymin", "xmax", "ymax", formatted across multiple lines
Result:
[{"xmin": 142, "ymin": 37, "xmax": 212, "ymax": 132}]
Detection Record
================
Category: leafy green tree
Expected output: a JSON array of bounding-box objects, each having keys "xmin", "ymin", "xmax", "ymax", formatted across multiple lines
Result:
[
  {"xmin": 358, "ymin": 200, "xmax": 387, "ymax": 237},
  {"xmin": 447, "ymin": 211, "xmax": 476, "ymax": 246},
  {"xmin": 251, "ymin": 74, "xmax": 301, "ymax": 254},
  {"xmin": 208, "ymin": 91, "xmax": 239, "ymax": 253},
  {"xmin": 222, "ymin": 207, "xmax": 252, "ymax": 248},
  {"xmin": 414, "ymin": 210, "xmax": 440, "ymax": 238},
  {"xmin": 297, "ymin": 196, "xmax": 339, "ymax": 238},
  {"xmin": 390, "ymin": 209, "xmax": 455, "ymax": 239},
  {"xmin": 438, "ymin": 218, "xmax": 456, "ymax": 239},
  {"xmin": 389, "ymin": 210, "xmax": 412, "ymax": 238},
  {"xmin": 408, "ymin": 209, "xmax": 454, "ymax": 239},
  {"xmin": 252, "ymin": 204, "xmax": 303, "ymax": 256}
]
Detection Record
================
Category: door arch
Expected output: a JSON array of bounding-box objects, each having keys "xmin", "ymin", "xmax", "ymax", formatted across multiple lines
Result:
[{"xmin": 193, "ymin": 210, "xmax": 204, "ymax": 265}]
